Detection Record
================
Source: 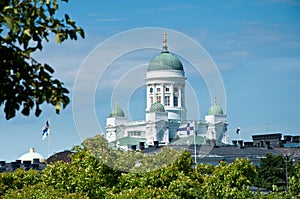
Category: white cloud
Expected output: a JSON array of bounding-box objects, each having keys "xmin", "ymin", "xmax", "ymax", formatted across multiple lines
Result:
[{"xmin": 95, "ymin": 17, "xmax": 127, "ymax": 22}]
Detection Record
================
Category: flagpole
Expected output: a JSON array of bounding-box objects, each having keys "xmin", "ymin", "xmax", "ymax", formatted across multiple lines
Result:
[
  {"xmin": 236, "ymin": 127, "xmax": 241, "ymax": 141},
  {"xmin": 48, "ymin": 117, "xmax": 51, "ymax": 157},
  {"xmin": 193, "ymin": 121, "xmax": 197, "ymax": 164}
]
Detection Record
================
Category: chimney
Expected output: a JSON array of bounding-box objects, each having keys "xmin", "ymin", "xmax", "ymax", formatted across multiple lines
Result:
[
  {"xmin": 206, "ymin": 139, "xmax": 211, "ymax": 146},
  {"xmin": 11, "ymin": 162, "xmax": 20, "ymax": 170},
  {"xmin": 23, "ymin": 160, "xmax": 31, "ymax": 166},
  {"xmin": 244, "ymin": 142, "xmax": 253, "ymax": 147},
  {"xmin": 284, "ymin": 135, "xmax": 292, "ymax": 142},
  {"xmin": 33, "ymin": 158, "xmax": 40, "ymax": 164},
  {"xmin": 139, "ymin": 142, "xmax": 145, "ymax": 151},
  {"xmin": 260, "ymin": 141, "xmax": 264, "ymax": 148},
  {"xmin": 23, "ymin": 160, "xmax": 31, "ymax": 171},
  {"xmin": 238, "ymin": 140, "xmax": 244, "ymax": 148},
  {"xmin": 0, "ymin": 161, "xmax": 5, "ymax": 167},
  {"xmin": 131, "ymin": 145, "xmax": 136, "ymax": 151},
  {"xmin": 232, "ymin": 140, "xmax": 238, "ymax": 147},
  {"xmin": 212, "ymin": 139, "xmax": 217, "ymax": 146},
  {"xmin": 31, "ymin": 163, "xmax": 39, "ymax": 170}
]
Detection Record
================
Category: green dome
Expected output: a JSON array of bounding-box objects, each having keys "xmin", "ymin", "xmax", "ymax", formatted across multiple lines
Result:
[
  {"xmin": 147, "ymin": 48, "xmax": 184, "ymax": 72},
  {"xmin": 208, "ymin": 105, "xmax": 224, "ymax": 115},
  {"xmin": 150, "ymin": 102, "xmax": 165, "ymax": 113},
  {"xmin": 110, "ymin": 103, "xmax": 125, "ymax": 117},
  {"xmin": 208, "ymin": 98, "xmax": 224, "ymax": 115}
]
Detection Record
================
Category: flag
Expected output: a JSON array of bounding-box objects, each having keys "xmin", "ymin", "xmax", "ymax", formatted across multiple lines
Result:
[
  {"xmin": 236, "ymin": 127, "xmax": 240, "ymax": 134},
  {"xmin": 42, "ymin": 120, "xmax": 50, "ymax": 140},
  {"xmin": 177, "ymin": 122, "xmax": 195, "ymax": 136}
]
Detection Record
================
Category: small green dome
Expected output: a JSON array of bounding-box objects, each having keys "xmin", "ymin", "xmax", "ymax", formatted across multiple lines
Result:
[
  {"xmin": 110, "ymin": 103, "xmax": 125, "ymax": 117},
  {"xmin": 150, "ymin": 102, "xmax": 165, "ymax": 113},
  {"xmin": 147, "ymin": 48, "xmax": 184, "ymax": 72},
  {"xmin": 208, "ymin": 97, "xmax": 224, "ymax": 115}
]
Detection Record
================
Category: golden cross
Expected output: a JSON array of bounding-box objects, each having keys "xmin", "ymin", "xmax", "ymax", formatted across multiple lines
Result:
[{"xmin": 163, "ymin": 32, "xmax": 167, "ymax": 48}]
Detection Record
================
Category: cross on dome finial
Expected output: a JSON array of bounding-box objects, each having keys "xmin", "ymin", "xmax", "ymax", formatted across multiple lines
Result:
[
  {"xmin": 115, "ymin": 99, "xmax": 119, "ymax": 108},
  {"xmin": 213, "ymin": 96, "xmax": 217, "ymax": 106},
  {"xmin": 162, "ymin": 32, "xmax": 168, "ymax": 51}
]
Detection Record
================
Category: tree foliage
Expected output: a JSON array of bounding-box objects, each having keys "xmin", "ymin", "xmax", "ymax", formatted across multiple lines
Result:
[
  {"xmin": 0, "ymin": 137, "xmax": 299, "ymax": 198},
  {"xmin": 0, "ymin": 168, "xmax": 41, "ymax": 196},
  {"xmin": 41, "ymin": 149, "xmax": 119, "ymax": 198},
  {"xmin": 288, "ymin": 161, "xmax": 300, "ymax": 197},
  {"xmin": 0, "ymin": 0, "xmax": 84, "ymax": 119},
  {"xmin": 82, "ymin": 134, "xmax": 187, "ymax": 173},
  {"xmin": 254, "ymin": 153, "xmax": 295, "ymax": 192},
  {"xmin": 3, "ymin": 183, "xmax": 86, "ymax": 199}
]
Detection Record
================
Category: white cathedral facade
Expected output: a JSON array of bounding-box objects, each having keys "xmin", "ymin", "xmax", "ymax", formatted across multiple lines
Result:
[{"xmin": 106, "ymin": 35, "xmax": 228, "ymax": 149}]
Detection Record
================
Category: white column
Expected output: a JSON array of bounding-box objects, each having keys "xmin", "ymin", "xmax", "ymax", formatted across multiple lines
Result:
[
  {"xmin": 178, "ymin": 87, "xmax": 182, "ymax": 107},
  {"xmin": 170, "ymin": 84, "xmax": 174, "ymax": 107},
  {"xmin": 146, "ymin": 84, "xmax": 150, "ymax": 110},
  {"xmin": 162, "ymin": 83, "xmax": 165, "ymax": 106},
  {"xmin": 153, "ymin": 84, "xmax": 156, "ymax": 102}
]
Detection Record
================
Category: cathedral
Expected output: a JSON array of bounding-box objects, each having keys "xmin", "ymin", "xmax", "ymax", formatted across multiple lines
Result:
[{"xmin": 105, "ymin": 34, "xmax": 228, "ymax": 150}]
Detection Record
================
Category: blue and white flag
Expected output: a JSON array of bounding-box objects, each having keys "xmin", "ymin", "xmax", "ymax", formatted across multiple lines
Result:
[
  {"xmin": 42, "ymin": 120, "xmax": 50, "ymax": 140},
  {"xmin": 177, "ymin": 122, "xmax": 195, "ymax": 137}
]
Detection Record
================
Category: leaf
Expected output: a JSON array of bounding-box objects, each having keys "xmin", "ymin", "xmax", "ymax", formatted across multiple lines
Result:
[
  {"xmin": 35, "ymin": 106, "xmax": 42, "ymax": 117},
  {"xmin": 3, "ymin": 6, "xmax": 12, "ymax": 11},
  {"xmin": 1, "ymin": 0, "xmax": 84, "ymax": 120},
  {"xmin": 44, "ymin": 64, "xmax": 55, "ymax": 74},
  {"xmin": 24, "ymin": 29, "xmax": 31, "ymax": 36},
  {"xmin": 40, "ymin": 0, "xmax": 45, "ymax": 6},
  {"xmin": 55, "ymin": 102, "xmax": 62, "ymax": 112},
  {"xmin": 65, "ymin": 14, "xmax": 70, "ymax": 21},
  {"xmin": 21, "ymin": 104, "xmax": 30, "ymax": 116},
  {"xmin": 4, "ymin": 16, "xmax": 13, "ymax": 30},
  {"xmin": 55, "ymin": 33, "xmax": 61, "ymax": 43},
  {"xmin": 77, "ymin": 28, "xmax": 85, "ymax": 39},
  {"xmin": 24, "ymin": 48, "xmax": 35, "ymax": 56},
  {"xmin": 53, "ymin": 1, "xmax": 58, "ymax": 10}
]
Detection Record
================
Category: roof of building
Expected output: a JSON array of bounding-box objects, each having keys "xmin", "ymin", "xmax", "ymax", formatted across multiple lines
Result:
[
  {"xmin": 147, "ymin": 34, "xmax": 184, "ymax": 72},
  {"xmin": 169, "ymin": 145, "xmax": 282, "ymax": 164},
  {"xmin": 148, "ymin": 51, "xmax": 183, "ymax": 72},
  {"xmin": 18, "ymin": 147, "xmax": 45, "ymax": 163},
  {"xmin": 47, "ymin": 150, "xmax": 73, "ymax": 164},
  {"xmin": 109, "ymin": 102, "xmax": 125, "ymax": 117},
  {"xmin": 150, "ymin": 101, "xmax": 165, "ymax": 113},
  {"xmin": 208, "ymin": 97, "xmax": 224, "ymax": 115},
  {"xmin": 274, "ymin": 147, "xmax": 300, "ymax": 159},
  {"xmin": 171, "ymin": 135, "xmax": 206, "ymax": 145},
  {"xmin": 0, "ymin": 160, "xmax": 46, "ymax": 172},
  {"xmin": 252, "ymin": 133, "xmax": 282, "ymax": 139},
  {"xmin": 109, "ymin": 137, "xmax": 147, "ymax": 147},
  {"xmin": 283, "ymin": 143, "xmax": 300, "ymax": 148},
  {"xmin": 204, "ymin": 146, "xmax": 281, "ymax": 157}
]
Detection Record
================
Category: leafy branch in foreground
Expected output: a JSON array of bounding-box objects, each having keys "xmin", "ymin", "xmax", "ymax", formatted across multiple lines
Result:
[{"xmin": 0, "ymin": 0, "xmax": 84, "ymax": 119}]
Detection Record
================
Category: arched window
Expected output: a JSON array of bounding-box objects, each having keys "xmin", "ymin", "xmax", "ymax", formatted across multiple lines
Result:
[
  {"xmin": 164, "ymin": 96, "xmax": 170, "ymax": 106},
  {"xmin": 174, "ymin": 96, "xmax": 178, "ymax": 106}
]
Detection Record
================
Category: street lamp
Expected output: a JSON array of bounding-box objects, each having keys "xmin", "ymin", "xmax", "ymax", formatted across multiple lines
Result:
[{"xmin": 285, "ymin": 154, "xmax": 289, "ymax": 192}]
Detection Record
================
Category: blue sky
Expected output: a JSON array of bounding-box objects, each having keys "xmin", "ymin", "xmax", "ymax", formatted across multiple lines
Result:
[{"xmin": 1, "ymin": 0, "xmax": 300, "ymax": 161}]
